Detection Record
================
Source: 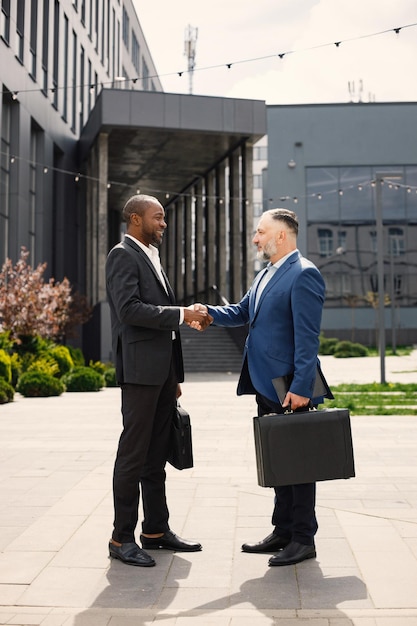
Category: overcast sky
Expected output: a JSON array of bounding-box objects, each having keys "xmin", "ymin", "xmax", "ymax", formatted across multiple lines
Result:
[{"xmin": 134, "ymin": 0, "xmax": 417, "ymax": 104}]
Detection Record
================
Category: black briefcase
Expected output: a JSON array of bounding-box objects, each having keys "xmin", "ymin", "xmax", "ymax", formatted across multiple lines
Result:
[
  {"xmin": 167, "ymin": 403, "xmax": 194, "ymax": 470},
  {"xmin": 253, "ymin": 407, "xmax": 355, "ymax": 487}
]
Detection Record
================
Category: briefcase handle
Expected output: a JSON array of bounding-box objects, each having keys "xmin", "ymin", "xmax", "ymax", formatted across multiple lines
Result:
[{"xmin": 283, "ymin": 400, "xmax": 316, "ymax": 415}]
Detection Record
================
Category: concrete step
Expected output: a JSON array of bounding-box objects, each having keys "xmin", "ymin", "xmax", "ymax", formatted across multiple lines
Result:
[{"xmin": 180, "ymin": 324, "xmax": 243, "ymax": 373}]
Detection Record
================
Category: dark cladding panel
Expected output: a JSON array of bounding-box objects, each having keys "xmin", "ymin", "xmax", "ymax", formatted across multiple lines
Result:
[
  {"xmin": 102, "ymin": 90, "xmax": 131, "ymax": 126},
  {"xmin": 179, "ymin": 95, "xmax": 225, "ymax": 132}
]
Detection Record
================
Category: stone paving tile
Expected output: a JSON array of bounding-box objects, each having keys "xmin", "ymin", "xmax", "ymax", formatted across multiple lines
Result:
[{"xmin": 0, "ymin": 354, "xmax": 417, "ymax": 623}]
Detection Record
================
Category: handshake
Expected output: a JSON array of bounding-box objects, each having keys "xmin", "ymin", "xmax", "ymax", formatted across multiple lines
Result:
[{"xmin": 183, "ymin": 304, "xmax": 213, "ymax": 331}]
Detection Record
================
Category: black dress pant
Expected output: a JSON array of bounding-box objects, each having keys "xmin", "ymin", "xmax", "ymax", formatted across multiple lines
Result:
[
  {"xmin": 112, "ymin": 360, "xmax": 178, "ymax": 543},
  {"xmin": 256, "ymin": 392, "xmax": 318, "ymax": 546}
]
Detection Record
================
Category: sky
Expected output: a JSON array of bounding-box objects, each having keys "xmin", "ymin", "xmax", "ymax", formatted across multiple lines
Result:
[{"xmin": 134, "ymin": 0, "xmax": 417, "ymax": 105}]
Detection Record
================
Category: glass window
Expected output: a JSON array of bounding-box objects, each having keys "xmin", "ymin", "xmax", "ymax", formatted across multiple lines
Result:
[
  {"xmin": 52, "ymin": 0, "xmax": 59, "ymax": 109},
  {"xmin": 30, "ymin": 0, "xmax": 38, "ymax": 78},
  {"xmin": 71, "ymin": 30, "xmax": 77, "ymax": 133},
  {"xmin": 142, "ymin": 59, "xmax": 149, "ymax": 90},
  {"xmin": 122, "ymin": 6, "xmax": 129, "ymax": 49},
  {"xmin": 318, "ymin": 228, "xmax": 333, "ymax": 257},
  {"xmin": 389, "ymin": 227, "xmax": 405, "ymax": 256},
  {"xmin": 1, "ymin": 0, "xmax": 10, "ymax": 43},
  {"xmin": 132, "ymin": 31, "xmax": 140, "ymax": 73},
  {"xmin": 42, "ymin": 0, "xmax": 50, "ymax": 93},
  {"xmin": 0, "ymin": 94, "xmax": 11, "ymax": 262},
  {"xmin": 16, "ymin": 0, "xmax": 25, "ymax": 61}
]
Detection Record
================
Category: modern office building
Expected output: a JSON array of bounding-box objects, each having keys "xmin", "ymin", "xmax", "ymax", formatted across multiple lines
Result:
[
  {"xmin": 266, "ymin": 102, "xmax": 417, "ymax": 345},
  {"xmin": 0, "ymin": 0, "xmax": 266, "ymax": 360}
]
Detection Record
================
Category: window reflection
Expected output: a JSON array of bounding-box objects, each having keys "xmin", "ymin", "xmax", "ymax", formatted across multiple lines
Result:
[{"xmin": 307, "ymin": 165, "xmax": 416, "ymax": 308}]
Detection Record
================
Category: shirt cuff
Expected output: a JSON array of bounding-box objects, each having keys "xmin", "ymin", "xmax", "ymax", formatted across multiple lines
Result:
[{"xmin": 179, "ymin": 307, "xmax": 185, "ymax": 325}]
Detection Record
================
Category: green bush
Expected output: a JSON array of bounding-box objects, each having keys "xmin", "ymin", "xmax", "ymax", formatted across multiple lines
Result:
[
  {"xmin": 27, "ymin": 356, "xmax": 59, "ymax": 377},
  {"xmin": 333, "ymin": 340, "xmax": 368, "ymax": 358},
  {"xmin": 89, "ymin": 359, "xmax": 107, "ymax": 375},
  {"xmin": 17, "ymin": 371, "xmax": 65, "ymax": 397},
  {"xmin": 319, "ymin": 334, "xmax": 339, "ymax": 355},
  {"xmin": 104, "ymin": 366, "xmax": 117, "ymax": 387},
  {"xmin": 62, "ymin": 366, "xmax": 104, "ymax": 392},
  {"xmin": 10, "ymin": 353, "xmax": 21, "ymax": 387},
  {"xmin": 67, "ymin": 345, "xmax": 85, "ymax": 367},
  {"xmin": 50, "ymin": 345, "xmax": 74, "ymax": 377},
  {"xmin": 0, "ymin": 348, "xmax": 12, "ymax": 383},
  {"xmin": 0, "ymin": 377, "xmax": 14, "ymax": 403},
  {"xmin": 0, "ymin": 331, "xmax": 13, "ymax": 352},
  {"xmin": 14, "ymin": 334, "xmax": 53, "ymax": 357}
]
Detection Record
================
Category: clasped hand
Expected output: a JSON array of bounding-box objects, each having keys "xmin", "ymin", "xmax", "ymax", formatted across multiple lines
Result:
[{"xmin": 184, "ymin": 304, "xmax": 213, "ymax": 331}]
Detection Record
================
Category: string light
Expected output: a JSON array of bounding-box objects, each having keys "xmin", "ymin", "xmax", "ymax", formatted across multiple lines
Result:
[
  {"xmin": 2, "ymin": 150, "xmax": 417, "ymax": 204},
  {"xmin": 2, "ymin": 22, "xmax": 417, "ymax": 99}
]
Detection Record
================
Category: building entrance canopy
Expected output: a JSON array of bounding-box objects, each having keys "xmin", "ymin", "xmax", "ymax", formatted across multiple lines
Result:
[{"xmin": 79, "ymin": 89, "xmax": 266, "ymax": 211}]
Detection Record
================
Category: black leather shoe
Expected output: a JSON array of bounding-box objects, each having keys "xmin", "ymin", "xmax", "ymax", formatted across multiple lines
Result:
[
  {"xmin": 109, "ymin": 541, "xmax": 156, "ymax": 567},
  {"xmin": 242, "ymin": 532, "xmax": 290, "ymax": 553},
  {"xmin": 140, "ymin": 530, "xmax": 202, "ymax": 552},
  {"xmin": 268, "ymin": 541, "xmax": 316, "ymax": 566}
]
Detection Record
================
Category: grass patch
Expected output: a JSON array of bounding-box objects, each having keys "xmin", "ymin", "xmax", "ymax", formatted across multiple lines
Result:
[
  {"xmin": 364, "ymin": 345, "xmax": 414, "ymax": 357},
  {"xmin": 320, "ymin": 382, "xmax": 417, "ymax": 415}
]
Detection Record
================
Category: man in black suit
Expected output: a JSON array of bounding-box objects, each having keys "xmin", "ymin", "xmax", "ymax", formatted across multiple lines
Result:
[{"xmin": 106, "ymin": 194, "xmax": 210, "ymax": 567}]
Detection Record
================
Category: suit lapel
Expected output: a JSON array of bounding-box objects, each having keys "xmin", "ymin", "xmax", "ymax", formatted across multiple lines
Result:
[
  {"xmin": 124, "ymin": 236, "xmax": 174, "ymax": 301},
  {"xmin": 251, "ymin": 251, "xmax": 300, "ymax": 320}
]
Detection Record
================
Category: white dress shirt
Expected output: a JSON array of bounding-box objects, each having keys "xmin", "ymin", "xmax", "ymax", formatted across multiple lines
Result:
[{"xmin": 125, "ymin": 234, "xmax": 184, "ymax": 325}]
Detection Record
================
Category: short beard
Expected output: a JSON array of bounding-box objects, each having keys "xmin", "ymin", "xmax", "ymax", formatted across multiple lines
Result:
[{"xmin": 257, "ymin": 239, "xmax": 277, "ymax": 262}]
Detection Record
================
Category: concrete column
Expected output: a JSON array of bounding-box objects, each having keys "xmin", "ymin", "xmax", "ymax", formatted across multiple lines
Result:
[
  {"xmin": 229, "ymin": 150, "xmax": 241, "ymax": 303},
  {"xmin": 184, "ymin": 193, "xmax": 193, "ymax": 303},
  {"xmin": 205, "ymin": 171, "xmax": 216, "ymax": 301},
  {"xmin": 194, "ymin": 180, "xmax": 204, "ymax": 301},
  {"xmin": 216, "ymin": 165, "xmax": 227, "ymax": 300},
  {"xmin": 97, "ymin": 132, "xmax": 109, "ymax": 303},
  {"xmin": 175, "ymin": 198, "xmax": 184, "ymax": 302},
  {"xmin": 165, "ymin": 202, "xmax": 176, "ymax": 292},
  {"xmin": 241, "ymin": 141, "xmax": 254, "ymax": 293}
]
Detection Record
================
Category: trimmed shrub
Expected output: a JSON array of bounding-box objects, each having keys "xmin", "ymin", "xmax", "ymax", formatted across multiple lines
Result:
[
  {"xmin": 333, "ymin": 340, "xmax": 368, "ymax": 358},
  {"xmin": 0, "ymin": 348, "xmax": 12, "ymax": 383},
  {"xmin": 89, "ymin": 359, "xmax": 107, "ymax": 375},
  {"xmin": 17, "ymin": 371, "xmax": 65, "ymax": 397},
  {"xmin": 319, "ymin": 334, "xmax": 339, "ymax": 355},
  {"xmin": 0, "ymin": 377, "xmax": 14, "ymax": 403},
  {"xmin": 67, "ymin": 345, "xmax": 85, "ymax": 367},
  {"xmin": 27, "ymin": 356, "xmax": 59, "ymax": 377},
  {"xmin": 50, "ymin": 345, "xmax": 74, "ymax": 377},
  {"xmin": 10, "ymin": 353, "xmax": 21, "ymax": 388},
  {"xmin": 104, "ymin": 367, "xmax": 117, "ymax": 387},
  {"xmin": 62, "ymin": 366, "xmax": 104, "ymax": 392}
]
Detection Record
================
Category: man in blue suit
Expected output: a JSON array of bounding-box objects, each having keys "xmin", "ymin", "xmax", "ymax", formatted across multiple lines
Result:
[{"xmin": 194, "ymin": 208, "xmax": 332, "ymax": 566}]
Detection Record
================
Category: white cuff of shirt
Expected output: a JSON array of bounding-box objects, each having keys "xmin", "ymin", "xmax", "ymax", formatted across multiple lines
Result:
[{"xmin": 179, "ymin": 308, "xmax": 184, "ymax": 325}]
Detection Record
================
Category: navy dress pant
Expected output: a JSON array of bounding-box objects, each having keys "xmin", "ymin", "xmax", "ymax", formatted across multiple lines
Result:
[{"xmin": 256, "ymin": 392, "xmax": 318, "ymax": 546}]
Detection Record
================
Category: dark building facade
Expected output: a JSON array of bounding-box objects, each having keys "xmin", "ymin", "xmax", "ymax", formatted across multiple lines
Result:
[
  {"xmin": 266, "ymin": 103, "xmax": 417, "ymax": 346},
  {"xmin": 0, "ymin": 0, "xmax": 266, "ymax": 360}
]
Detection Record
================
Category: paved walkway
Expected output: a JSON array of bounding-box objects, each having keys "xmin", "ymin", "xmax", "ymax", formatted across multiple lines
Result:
[{"xmin": 0, "ymin": 352, "xmax": 416, "ymax": 625}]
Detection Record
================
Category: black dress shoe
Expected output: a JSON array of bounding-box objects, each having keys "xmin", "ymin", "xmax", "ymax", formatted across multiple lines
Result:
[
  {"xmin": 268, "ymin": 541, "xmax": 316, "ymax": 566},
  {"xmin": 108, "ymin": 541, "xmax": 156, "ymax": 567},
  {"xmin": 140, "ymin": 530, "xmax": 202, "ymax": 552},
  {"xmin": 242, "ymin": 532, "xmax": 290, "ymax": 553}
]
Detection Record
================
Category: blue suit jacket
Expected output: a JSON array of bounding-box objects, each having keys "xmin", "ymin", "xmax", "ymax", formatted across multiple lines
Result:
[{"xmin": 208, "ymin": 251, "xmax": 331, "ymax": 404}]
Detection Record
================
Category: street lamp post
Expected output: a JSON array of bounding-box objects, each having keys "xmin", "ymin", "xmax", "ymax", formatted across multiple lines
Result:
[{"xmin": 374, "ymin": 172, "xmax": 402, "ymax": 384}]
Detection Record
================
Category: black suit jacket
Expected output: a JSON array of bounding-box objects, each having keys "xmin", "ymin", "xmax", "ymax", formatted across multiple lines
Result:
[{"xmin": 105, "ymin": 236, "xmax": 184, "ymax": 385}]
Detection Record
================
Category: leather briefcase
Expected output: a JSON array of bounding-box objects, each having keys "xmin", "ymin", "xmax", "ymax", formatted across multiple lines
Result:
[
  {"xmin": 167, "ymin": 402, "xmax": 193, "ymax": 470},
  {"xmin": 253, "ymin": 407, "xmax": 355, "ymax": 487}
]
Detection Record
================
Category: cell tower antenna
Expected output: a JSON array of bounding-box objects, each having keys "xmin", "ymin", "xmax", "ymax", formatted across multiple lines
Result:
[{"xmin": 184, "ymin": 25, "xmax": 198, "ymax": 94}]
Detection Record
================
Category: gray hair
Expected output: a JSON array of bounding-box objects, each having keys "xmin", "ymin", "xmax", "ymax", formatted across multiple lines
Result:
[{"xmin": 266, "ymin": 208, "xmax": 298, "ymax": 235}]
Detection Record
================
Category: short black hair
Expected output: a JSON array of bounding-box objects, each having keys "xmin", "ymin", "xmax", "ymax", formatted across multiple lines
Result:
[{"xmin": 122, "ymin": 194, "xmax": 158, "ymax": 222}]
